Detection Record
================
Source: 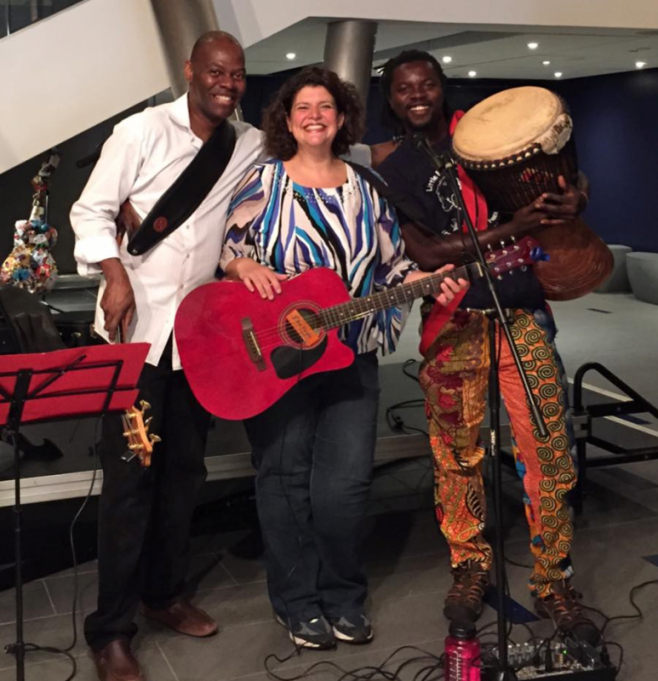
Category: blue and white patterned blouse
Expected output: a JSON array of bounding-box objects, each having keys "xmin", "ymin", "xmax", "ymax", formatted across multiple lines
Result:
[{"xmin": 220, "ymin": 160, "xmax": 416, "ymax": 355}]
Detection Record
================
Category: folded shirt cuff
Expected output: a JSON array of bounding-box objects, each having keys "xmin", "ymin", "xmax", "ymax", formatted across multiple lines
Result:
[{"xmin": 74, "ymin": 234, "xmax": 120, "ymax": 276}]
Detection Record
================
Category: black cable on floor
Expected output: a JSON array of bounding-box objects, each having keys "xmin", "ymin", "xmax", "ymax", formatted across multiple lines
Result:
[
  {"xmin": 599, "ymin": 579, "xmax": 658, "ymax": 636},
  {"xmin": 9, "ymin": 416, "xmax": 104, "ymax": 681},
  {"xmin": 265, "ymin": 644, "xmax": 442, "ymax": 681},
  {"xmin": 402, "ymin": 359, "xmax": 421, "ymax": 383}
]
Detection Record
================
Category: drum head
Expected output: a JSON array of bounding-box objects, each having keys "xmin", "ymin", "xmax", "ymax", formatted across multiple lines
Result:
[{"xmin": 453, "ymin": 87, "xmax": 569, "ymax": 162}]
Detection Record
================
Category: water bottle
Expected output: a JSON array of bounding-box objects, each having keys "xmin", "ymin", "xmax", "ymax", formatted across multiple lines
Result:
[{"xmin": 444, "ymin": 621, "xmax": 481, "ymax": 681}]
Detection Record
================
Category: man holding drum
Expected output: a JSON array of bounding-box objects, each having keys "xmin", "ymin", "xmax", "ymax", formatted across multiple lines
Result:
[{"xmin": 376, "ymin": 50, "xmax": 600, "ymax": 645}]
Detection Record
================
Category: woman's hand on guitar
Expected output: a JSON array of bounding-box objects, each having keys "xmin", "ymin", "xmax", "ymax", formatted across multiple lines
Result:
[
  {"xmin": 231, "ymin": 258, "xmax": 287, "ymax": 300},
  {"xmin": 405, "ymin": 264, "xmax": 469, "ymax": 306}
]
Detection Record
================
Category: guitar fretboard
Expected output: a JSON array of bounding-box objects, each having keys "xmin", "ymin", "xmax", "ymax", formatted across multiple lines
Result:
[{"xmin": 317, "ymin": 262, "xmax": 480, "ymax": 330}]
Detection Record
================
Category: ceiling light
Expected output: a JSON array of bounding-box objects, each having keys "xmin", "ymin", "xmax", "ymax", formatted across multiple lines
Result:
[
  {"xmin": 636, "ymin": 61, "xmax": 647, "ymax": 68},
  {"xmin": 442, "ymin": 56, "xmax": 453, "ymax": 64},
  {"xmin": 528, "ymin": 42, "xmax": 539, "ymax": 50},
  {"xmin": 542, "ymin": 60, "xmax": 551, "ymax": 66},
  {"xmin": 468, "ymin": 70, "xmax": 477, "ymax": 78},
  {"xmin": 554, "ymin": 72, "xmax": 563, "ymax": 78},
  {"xmin": 286, "ymin": 52, "xmax": 296, "ymax": 60}
]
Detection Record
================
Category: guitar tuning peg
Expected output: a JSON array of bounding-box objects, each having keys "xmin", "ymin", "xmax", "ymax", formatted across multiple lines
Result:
[
  {"xmin": 150, "ymin": 434, "xmax": 162, "ymax": 444},
  {"xmin": 131, "ymin": 428, "xmax": 139, "ymax": 436},
  {"xmin": 122, "ymin": 431, "xmax": 132, "ymax": 438},
  {"xmin": 144, "ymin": 417, "xmax": 153, "ymax": 428},
  {"xmin": 126, "ymin": 412, "xmax": 136, "ymax": 421},
  {"xmin": 128, "ymin": 443, "xmax": 144, "ymax": 451},
  {"xmin": 140, "ymin": 400, "xmax": 152, "ymax": 411}
]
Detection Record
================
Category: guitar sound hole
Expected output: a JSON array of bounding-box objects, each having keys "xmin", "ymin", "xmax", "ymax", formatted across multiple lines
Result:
[{"xmin": 282, "ymin": 306, "xmax": 322, "ymax": 347}]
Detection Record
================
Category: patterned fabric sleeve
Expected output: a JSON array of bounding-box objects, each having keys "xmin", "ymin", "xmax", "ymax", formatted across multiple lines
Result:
[
  {"xmin": 373, "ymin": 194, "xmax": 418, "ymax": 289},
  {"xmin": 218, "ymin": 164, "xmax": 271, "ymax": 272},
  {"xmin": 371, "ymin": 191, "xmax": 418, "ymax": 355}
]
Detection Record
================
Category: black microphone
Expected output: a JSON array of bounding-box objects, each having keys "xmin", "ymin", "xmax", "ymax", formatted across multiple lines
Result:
[
  {"xmin": 411, "ymin": 133, "xmax": 453, "ymax": 171},
  {"xmin": 411, "ymin": 132, "xmax": 428, "ymax": 152}
]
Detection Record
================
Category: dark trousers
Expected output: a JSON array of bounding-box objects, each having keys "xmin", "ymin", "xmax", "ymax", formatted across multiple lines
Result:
[
  {"xmin": 84, "ymin": 341, "xmax": 211, "ymax": 651},
  {"xmin": 244, "ymin": 353, "xmax": 380, "ymax": 622}
]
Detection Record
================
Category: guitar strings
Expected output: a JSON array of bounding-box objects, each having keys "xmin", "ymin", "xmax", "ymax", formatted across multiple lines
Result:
[
  {"xmin": 231, "ymin": 247, "xmax": 529, "ymax": 350},
  {"xmin": 234, "ymin": 265, "xmax": 474, "ymax": 347}
]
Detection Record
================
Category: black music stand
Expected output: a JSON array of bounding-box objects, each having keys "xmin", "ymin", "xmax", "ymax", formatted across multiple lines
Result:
[{"xmin": 0, "ymin": 343, "xmax": 149, "ymax": 681}]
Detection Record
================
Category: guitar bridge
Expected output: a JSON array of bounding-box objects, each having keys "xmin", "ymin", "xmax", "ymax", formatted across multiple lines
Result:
[{"xmin": 242, "ymin": 318, "xmax": 266, "ymax": 372}]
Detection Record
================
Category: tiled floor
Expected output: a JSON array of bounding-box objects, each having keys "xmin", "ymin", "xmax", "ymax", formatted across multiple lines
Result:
[
  {"xmin": 1, "ymin": 292, "xmax": 658, "ymax": 680},
  {"xmin": 2, "ymin": 454, "xmax": 658, "ymax": 681}
]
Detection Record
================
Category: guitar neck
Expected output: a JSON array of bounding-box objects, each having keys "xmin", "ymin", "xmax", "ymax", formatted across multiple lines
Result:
[{"xmin": 317, "ymin": 262, "xmax": 481, "ymax": 330}]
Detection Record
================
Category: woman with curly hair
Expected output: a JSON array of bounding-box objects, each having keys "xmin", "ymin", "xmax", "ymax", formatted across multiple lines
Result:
[{"xmin": 219, "ymin": 67, "xmax": 467, "ymax": 650}]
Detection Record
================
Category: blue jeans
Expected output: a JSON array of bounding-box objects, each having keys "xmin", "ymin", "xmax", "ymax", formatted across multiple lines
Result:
[{"xmin": 244, "ymin": 352, "xmax": 379, "ymax": 621}]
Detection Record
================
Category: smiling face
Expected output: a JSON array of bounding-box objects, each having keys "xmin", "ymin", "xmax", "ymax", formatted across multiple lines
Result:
[
  {"xmin": 286, "ymin": 86, "xmax": 345, "ymax": 153},
  {"xmin": 388, "ymin": 60, "xmax": 445, "ymax": 132},
  {"xmin": 185, "ymin": 37, "xmax": 246, "ymax": 125}
]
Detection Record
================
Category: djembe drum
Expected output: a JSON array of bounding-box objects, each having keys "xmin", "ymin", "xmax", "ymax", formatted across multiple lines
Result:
[{"xmin": 452, "ymin": 86, "xmax": 612, "ymax": 300}]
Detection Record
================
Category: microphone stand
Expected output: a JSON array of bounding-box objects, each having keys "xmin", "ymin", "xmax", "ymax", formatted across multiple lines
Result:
[{"xmin": 414, "ymin": 135, "xmax": 548, "ymax": 681}]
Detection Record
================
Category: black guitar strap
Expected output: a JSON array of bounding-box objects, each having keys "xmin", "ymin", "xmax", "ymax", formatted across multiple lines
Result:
[{"xmin": 127, "ymin": 120, "xmax": 237, "ymax": 256}]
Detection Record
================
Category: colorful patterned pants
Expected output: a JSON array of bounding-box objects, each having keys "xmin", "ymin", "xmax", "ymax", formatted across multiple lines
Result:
[{"xmin": 419, "ymin": 307, "xmax": 576, "ymax": 598}]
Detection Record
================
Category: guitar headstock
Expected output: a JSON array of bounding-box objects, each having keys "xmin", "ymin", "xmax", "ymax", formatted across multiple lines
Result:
[
  {"xmin": 29, "ymin": 150, "xmax": 61, "ymax": 222},
  {"xmin": 486, "ymin": 236, "xmax": 548, "ymax": 278},
  {"xmin": 121, "ymin": 400, "xmax": 161, "ymax": 468}
]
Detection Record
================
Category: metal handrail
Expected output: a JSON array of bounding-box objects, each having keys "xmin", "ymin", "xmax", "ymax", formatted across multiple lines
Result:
[{"xmin": 571, "ymin": 362, "xmax": 658, "ymax": 511}]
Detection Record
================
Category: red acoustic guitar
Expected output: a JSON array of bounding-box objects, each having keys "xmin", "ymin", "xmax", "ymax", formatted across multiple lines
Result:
[{"xmin": 175, "ymin": 237, "xmax": 541, "ymax": 420}]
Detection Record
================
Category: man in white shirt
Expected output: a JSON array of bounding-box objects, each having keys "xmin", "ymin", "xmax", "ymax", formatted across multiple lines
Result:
[{"xmin": 71, "ymin": 31, "xmax": 263, "ymax": 681}]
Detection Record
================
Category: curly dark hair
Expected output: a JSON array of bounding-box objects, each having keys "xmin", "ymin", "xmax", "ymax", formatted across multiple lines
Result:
[
  {"xmin": 378, "ymin": 49, "xmax": 451, "ymax": 134},
  {"xmin": 262, "ymin": 66, "xmax": 364, "ymax": 160}
]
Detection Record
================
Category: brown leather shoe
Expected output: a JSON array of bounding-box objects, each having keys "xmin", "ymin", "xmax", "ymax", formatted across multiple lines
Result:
[
  {"xmin": 443, "ymin": 560, "xmax": 490, "ymax": 623},
  {"xmin": 142, "ymin": 600, "xmax": 218, "ymax": 637},
  {"xmin": 92, "ymin": 640, "xmax": 144, "ymax": 681},
  {"xmin": 534, "ymin": 580, "xmax": 602, "ymax": 646}
]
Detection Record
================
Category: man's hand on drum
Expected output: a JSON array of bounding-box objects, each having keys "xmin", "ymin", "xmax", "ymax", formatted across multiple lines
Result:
[
  {"xmin": 535, "ymin": 175, "xmax": 588, "ymax": 220},
  {"xmin": 509, "ymin": 175, "xmax": 587, "ymax": 238}
]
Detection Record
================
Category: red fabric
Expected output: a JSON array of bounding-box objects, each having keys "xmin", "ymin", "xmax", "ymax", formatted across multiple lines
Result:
[{"xmin": 419, "ymin": 112, "xmax": 490, "ymax": 357}]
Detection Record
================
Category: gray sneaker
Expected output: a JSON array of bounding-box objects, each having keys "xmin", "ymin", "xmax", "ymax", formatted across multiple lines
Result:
[
  {"xmin": 329, "ymin": 613, "xmax": 373, "ymax": 644},
  {"xmin": 275, "ymin": 614, "xmax": 336, "ymax": 649}
]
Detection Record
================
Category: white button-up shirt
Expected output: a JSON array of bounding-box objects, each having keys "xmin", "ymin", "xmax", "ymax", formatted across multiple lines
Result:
[{"xmin": 71, "ymin": 94, "xmax": 264, "ymax": 368}]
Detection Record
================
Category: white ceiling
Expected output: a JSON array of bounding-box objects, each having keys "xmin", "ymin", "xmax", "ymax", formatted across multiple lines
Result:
[{"xmin": 245, "ymin": 18, "xmax": 658, "ymax": 80}]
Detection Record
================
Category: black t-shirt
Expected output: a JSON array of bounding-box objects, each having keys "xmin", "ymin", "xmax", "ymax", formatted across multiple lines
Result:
[{"xmin": 378, "ymin": 137, "xmax": 545, "ymax": 311}]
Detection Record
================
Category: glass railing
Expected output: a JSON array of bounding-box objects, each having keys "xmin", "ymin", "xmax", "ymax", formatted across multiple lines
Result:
[{"xmin": 1, "ymin": 0, "xmax": 85, "ymax": 39}]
